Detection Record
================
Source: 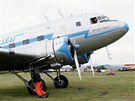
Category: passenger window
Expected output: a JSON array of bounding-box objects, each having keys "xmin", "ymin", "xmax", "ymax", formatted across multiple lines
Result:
[
  {"xmin": 9, "ymin": 43, "xmax": 15, "ymax": 48},
  {"xmin": 23, "ymin": 39, "xmax": 29, "ymax": 45},
  {"xmin": 90, "ymin": 17, "xmax": 98, "ymax": 24},
  {"xmin": 37, "ymin": 35, "xmax": 44, "ymax": 41},
  {"xmin": 76, "ymin": 21, "xmax": 81, "ymax": 27}
]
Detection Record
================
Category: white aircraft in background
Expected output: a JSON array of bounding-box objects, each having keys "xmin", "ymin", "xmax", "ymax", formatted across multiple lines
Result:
[{"xmin": 0, "ymin": 13, "xmax": 129, "ymax": 95}]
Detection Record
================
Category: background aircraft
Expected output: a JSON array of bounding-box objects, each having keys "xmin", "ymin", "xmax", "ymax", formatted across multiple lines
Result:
[{"xmin": 0, "ymin": 13, "xmax": 129, "ymax": 95}]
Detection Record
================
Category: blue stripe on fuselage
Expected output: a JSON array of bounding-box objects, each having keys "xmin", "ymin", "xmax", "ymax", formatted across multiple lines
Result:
[
  {"xmin": 68, "ymin": 28, "xmax": 120, "ymax": 39},
  {"xmin": 1, "ymin": 27, "xmax": 122, "ymax": 49},
  {"xmin": 1, "ymin": 34, "xmax": 53, "ymax": 48}
]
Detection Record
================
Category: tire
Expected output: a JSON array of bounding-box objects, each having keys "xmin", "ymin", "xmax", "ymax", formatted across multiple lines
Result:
[
  {"xmin": 41, "ymin": 79, "xmax": 47, "ymax": 92},
  {"xmin": 27, "ymin": 79, "xmax": 47, "ymax": 95},
  {"xmin": 54, "ymin": 75, "xmax": 69, "ymax": 88}
]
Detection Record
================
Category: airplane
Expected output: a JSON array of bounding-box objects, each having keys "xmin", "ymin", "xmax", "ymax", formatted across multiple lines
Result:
[{"xmin": 0, "ymin": 13, "xmax": 129, "ymax": 95}]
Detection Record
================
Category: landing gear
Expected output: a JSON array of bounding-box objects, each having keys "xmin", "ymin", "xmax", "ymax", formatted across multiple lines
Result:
[
  {"xmin": 54, "ymin": 75, "xmax": 68, "ymax": 88},
  {"xmin": 12, "ymin": 67, "xmax": 69, "ymax": 96},
  {"xmin": 28, "ymin": 68, "xmax": 47, "ymax": 95},
  {"xmin": 11, "ymin": 69, "xmax": 47, "ymax": 95},
  {"xmin": 11, "ymin": 71, "xmax": 36, "ymax": 95},
  {"xmin": 42, "ymin": 69, "xmax": 69, "ymax": 88},
  {"xmin": 27, "ymin": 79, "xmax": 47, "ymax": 95}
]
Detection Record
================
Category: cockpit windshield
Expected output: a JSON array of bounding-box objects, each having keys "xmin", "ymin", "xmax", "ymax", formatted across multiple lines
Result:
[
  {"xmin": 97, "ymin": 15, "xmax": 109, "ymax": 22},
  {"xmin": 90, "ymin": 15, "xmax": 109, "ymax": 24}
]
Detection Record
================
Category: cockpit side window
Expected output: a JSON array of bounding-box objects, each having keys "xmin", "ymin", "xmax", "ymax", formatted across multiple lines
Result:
[
  {"xmin": 97, "ymin": 16, "xmax": 101, "ymax": 20},
  {"xmin": 90, "ymin": 17, "xmax": 98, "ymax": 24},
  {"xmin": 97, "ymin": 15, "xmax": 109, "ymax": 22}
]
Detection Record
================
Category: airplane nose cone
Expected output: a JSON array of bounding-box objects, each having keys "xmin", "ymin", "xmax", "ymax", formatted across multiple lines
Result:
[{"xmin": 123, "ymin": 23, "xmax": 129, "ymax": 32}]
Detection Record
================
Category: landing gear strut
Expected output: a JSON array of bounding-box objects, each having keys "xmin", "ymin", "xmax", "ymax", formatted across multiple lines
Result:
[{"xmin": 11, "ymin": 71, "xmax": 36, "ymax": 94}]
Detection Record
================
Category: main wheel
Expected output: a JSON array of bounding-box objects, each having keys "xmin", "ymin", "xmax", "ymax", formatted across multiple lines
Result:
[
  {"xmin": 27, "ymin": 79, "xmax": 47, "ymax": 95},
  {"xmin": 54, "ymin": 75, "xmax": 69, "ymax": 88}
]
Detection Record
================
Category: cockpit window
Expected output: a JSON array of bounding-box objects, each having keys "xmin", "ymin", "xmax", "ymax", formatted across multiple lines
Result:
[
  {"xmin": 97, "ymin": 16, "xmax": 101, "ymax": 20},
  {"xmin": 102, "ymin": 16, "xmax": 109, "ymax": 20},
  {"xmin": 90, "ymin": 17, "xmax": 98, "ymax": 24},
  {"xmin": 97, "ymin": 15, "xmax": 109, "ymax": 22}
]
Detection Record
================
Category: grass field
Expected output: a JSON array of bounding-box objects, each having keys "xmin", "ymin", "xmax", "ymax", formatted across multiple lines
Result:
[{"xmin": 0, "ymin": 71, "xmax": 135, "ymax": 101}]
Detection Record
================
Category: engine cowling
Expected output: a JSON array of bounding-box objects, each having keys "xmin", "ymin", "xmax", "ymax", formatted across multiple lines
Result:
[
  {"xmin": 45, "ymin": 37, "xmax": 74, "ymax": 69},
  {"xmin": 75, "ymin": 51, "xmax": 93, "ymax": 64},
  {"xmin": 53, "ymin": 37, "xmax": 74, "ymax": 64},
  {"xmin": 78, "ymin": 54, "xmax": 89, "ymax": 64}
]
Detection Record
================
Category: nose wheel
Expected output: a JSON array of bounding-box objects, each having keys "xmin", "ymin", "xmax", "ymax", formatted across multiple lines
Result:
[{"xmin": 54, "ymin": 75, "xmax": 69, "ymax": 88}]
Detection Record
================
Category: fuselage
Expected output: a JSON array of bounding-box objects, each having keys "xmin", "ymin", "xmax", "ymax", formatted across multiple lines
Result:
[{"xmin": 0, "ymin": 13, "xmax": 129, "ymax": 70}]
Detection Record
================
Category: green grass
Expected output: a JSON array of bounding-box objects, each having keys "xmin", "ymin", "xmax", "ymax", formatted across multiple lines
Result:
[{"xmin": 0, "ymin": 71, "xmax": 135, "ymax": 101}]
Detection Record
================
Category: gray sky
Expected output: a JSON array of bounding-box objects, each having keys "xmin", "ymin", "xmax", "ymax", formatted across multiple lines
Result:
[{"xmin": 0, "ymin": 0, "xmax": 134, "ymax": 65}]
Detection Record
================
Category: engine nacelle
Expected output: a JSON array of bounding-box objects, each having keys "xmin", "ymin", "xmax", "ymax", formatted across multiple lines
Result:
[
  {"xmin": 45, "ymin": 37, "xmax": 74, "ymax": 69},
  {"xmin": 78, "ymin": 54, "xmax": 89, "ymax": 64},
  {"xmin": 77, "ymin": 52, "xmax": 93, "ymax": 64},
  {"xmin": 54, "ymin": 37, "xmax": 74, "ymax": 64}
]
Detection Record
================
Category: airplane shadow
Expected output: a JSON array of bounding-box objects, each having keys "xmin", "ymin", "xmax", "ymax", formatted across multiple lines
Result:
[{"xmin": 0, "ymin": 86, "xmax": 31, "ymax": 97}]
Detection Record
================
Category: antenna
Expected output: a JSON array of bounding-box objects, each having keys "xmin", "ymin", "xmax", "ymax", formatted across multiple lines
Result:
[
  {"xmin": 43, "ymin": 15, "xmax": 50, "ymax": 21},
  {"xmin": 106, "ymin": 46, "xmax": 112, "ymax": 60},
  {"xmin": 57, "ymin": 10, "xmax": 64, "ymax": 17}
]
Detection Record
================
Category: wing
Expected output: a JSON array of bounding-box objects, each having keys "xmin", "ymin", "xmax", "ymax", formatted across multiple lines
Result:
[{"xmin": 0, "ymin": 48, "xmax": 38, "ymax": 70}]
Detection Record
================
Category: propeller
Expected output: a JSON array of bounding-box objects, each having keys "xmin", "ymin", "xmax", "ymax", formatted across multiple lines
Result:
[
  {"xmin": 70, "ymin": 41, "xmax": 81, "ymax": 80},
  {"xmin": 88, "ymin": 56, "xmax": 95, "ymax": 76},
  {"xmin": 74, "ymin": 49, "xmax": 82, "ymax": 80},
  {"xmin": 87, "ymin": 52, "xmax": 95, "ymax": 76}
]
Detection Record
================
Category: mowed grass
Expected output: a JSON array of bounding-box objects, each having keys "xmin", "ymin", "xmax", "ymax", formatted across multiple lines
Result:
[{"xmin": 0, "ymin": 71, "xmax": 135, "ymax": 101}]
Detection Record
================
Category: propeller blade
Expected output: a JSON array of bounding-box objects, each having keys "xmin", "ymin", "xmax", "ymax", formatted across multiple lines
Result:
[
  {"xmin": 89, "ymin": 56, "xmax": 95, "ymax": 76},
  {"xmin": 74, "ymin": 50, "xmax": 82, "ymax": 80}
]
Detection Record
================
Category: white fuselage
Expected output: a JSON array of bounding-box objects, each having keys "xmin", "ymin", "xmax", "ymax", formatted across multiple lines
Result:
[{"xmin": 0, "ymin": 13, "xmax": 129, "ymax": 69}]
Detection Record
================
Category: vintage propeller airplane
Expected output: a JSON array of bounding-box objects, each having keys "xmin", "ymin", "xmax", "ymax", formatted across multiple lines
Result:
[{"xmin": 0, "ymin": 13, "xmax": 129, "ymax": 95}]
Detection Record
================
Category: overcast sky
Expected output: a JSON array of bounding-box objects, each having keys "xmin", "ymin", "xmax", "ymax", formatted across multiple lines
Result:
[{"xmin": 0, "ymin": 0, "xmax": 134, "ymax": 65}]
